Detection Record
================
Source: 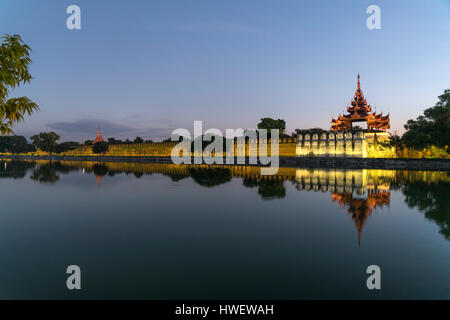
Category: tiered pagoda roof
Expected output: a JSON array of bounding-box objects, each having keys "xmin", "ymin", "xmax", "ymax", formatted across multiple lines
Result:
[{"xmin": 331, "ymin": 74, "xmax": 390, "ymax": 131}]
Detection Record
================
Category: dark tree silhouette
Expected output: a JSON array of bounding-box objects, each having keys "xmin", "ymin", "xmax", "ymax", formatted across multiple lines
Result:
[
  {"xmin": 30, "ymin": 132, "xmax": 60, "ymax": 155},
  {"xmin": 402, "ymin": 179, "xmax": 450, "ymax": 240},
  {"xmin": 188, "ymin": 168, "xmax": 232, "ymax": 187},
  {"xmin": 402, "ymin": 89, "xmax": 450, "ymax": 149},
  {"xmin": 257, "ymin": 180, "xmax": 286, "ymax": 199},
  {"xmin": 92, "ymin": 164, "xmax": 109, "ymax": 176},
  {"xmin": 92, "ymin": 141, "xmax": 109, "ymax": 155},
  {"xmin": 257, "ymin": 118, "xmax": 286, "ymax": 136}
]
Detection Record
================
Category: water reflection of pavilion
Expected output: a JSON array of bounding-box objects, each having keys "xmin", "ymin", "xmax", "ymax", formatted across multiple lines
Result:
[
  {"xmin": 295, "ymin": 169, "xmax": 393, "ymax": 245},
  {"xmin": 331, "ymin": 190, "xmax": 390, "ymax": 245}
]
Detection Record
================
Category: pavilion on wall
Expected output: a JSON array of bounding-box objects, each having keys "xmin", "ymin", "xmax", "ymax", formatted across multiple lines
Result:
[
  {"xmin": 296, "ymin": 74, "xmax": 395, "ymax": 158},
  {"xmin": 331, "ymin": 74, "xmax": 390, "ymax": 132}
]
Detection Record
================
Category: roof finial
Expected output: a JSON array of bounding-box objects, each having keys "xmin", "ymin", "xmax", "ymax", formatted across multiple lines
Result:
[{"xmin": 357, "ymin": 74, "xmax": 360, "ymax": 90}]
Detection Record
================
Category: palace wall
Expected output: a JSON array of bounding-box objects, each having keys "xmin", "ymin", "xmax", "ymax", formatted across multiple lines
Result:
[
  {"xmin": 296, "ymin": 131, "xmax": 395, "ymax": 158},
  {"xmin": 30, "ymin": 138, "xmax": 299, "ymax": 158},
  {"xmin": 60, "ymin": 142, "xmax": 179, "ymax": 157},
  {"xmin": 1, "ymin": 133, "xmax": 397, "ymax": 159}
]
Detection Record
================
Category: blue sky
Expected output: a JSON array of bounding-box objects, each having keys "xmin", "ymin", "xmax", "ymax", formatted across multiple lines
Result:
[{"xmin": 1, "ymin": 0, "xmax": 449, "ymax": 141}]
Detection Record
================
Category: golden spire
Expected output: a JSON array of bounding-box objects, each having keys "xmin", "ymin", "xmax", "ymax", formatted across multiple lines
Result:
[{"xmin": 357, "ymin": 74, "xmax": 360, "ymax": 90}]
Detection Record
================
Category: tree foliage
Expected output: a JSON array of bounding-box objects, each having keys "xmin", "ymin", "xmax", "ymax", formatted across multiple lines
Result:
[
  {"xmin": 402, "ymin": 89, "xmax": 450, "ymax": 149},
  {"xmin": 107, "ymin": 137, "xmax": 123, "ymax": 144},
  {"xmin": 30, "ymin": 132, "xmax": 60, "ymax": 155},
  {"xmin": 0, "ymin": 34, "xmax": 39, "ymax": 135},
  {"xmin": 257, "ymin": 118, "xmax": 286, "ymax": 136},
  {"xmin": 0, "ymin": 135, "xmax": 35, "ymax": 153},
  {"xmin": 92, "ymin": 141, "xmax": 109, "ymax": 154},
  {"xmin": 55, "ymin": 141, "xmax": 80, "ymax": 153}
]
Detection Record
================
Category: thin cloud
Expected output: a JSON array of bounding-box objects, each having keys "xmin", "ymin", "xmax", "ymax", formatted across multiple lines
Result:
[
  {"xmin": 148, "ymin": 21, "xmax": 260, "ymax": 35},
  {"xmin": 47, "ymin": 119, "xmax": 174, "ymax": 141},
  {"xmin": 182, "ymin": 21, "xmax": 259, "ymax": 34}
]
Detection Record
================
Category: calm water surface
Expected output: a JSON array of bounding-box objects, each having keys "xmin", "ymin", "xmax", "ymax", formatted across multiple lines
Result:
[{"xmin": 0, "ymin": 160, "xmax": 449, "ymax": 299}]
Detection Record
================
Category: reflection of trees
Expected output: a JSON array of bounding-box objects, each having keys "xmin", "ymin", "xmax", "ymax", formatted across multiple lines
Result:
[
  {"xmin": 51, "ymin": 162, "xmax": 77, "ymax": 174},
  {"xmin": 92, "ymin": 164, "xmax": 109, "ymax": 176},
  {"xmin": 188, "ymin": 168, "xmax": 231, "ymax": 187},
  {"xmin": 0, "ymin": 161, "xmax": 35, "ymax": 179},
  {"xmin": 164, "ymin": 173, "xmax": 189, "ymax": 182},
  {"xmin": 402, "ymin": 180, "xmax": 450, "ymax": 240},
  {"xmin": 242, "ymin": 177, "xmax": 258, "ymax": 188},
  {"xmin": 242, "ymin": 177, "xmax": 286, "ymax": 199},
  {"xmin": 30, "ymin": 162, "xmax": 78, "ymax": 184},
  {"xmin": 92, "ymin": 164, "xmax": 109, "ymax": 188},
  {"xmin": 257, "ymin": 180, "xmax": 286, "ymax": 199},
  {"xmin": 30, "ymin": 164, "xmax": 60, "ymax": 183}
]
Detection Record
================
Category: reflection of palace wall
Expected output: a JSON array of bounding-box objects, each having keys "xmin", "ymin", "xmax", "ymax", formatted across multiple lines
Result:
[
  {"xmin": 296, "ymin": 131, "xmax": 395, "ymax": 158},
  {"xmin": 8, "ymin": 159, "xmax": 447, "ymax": 186},
  {"xmin": 35, "ymin": 160, "xmax": 298, "ymax": 181},
  {"xmin": 294, "ymin": 168, "xmax": 395, "ymax": 193}
]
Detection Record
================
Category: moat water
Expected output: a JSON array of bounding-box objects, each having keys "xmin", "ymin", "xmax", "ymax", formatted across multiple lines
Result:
[{"xmin": 0, "ymin": 160, "xmax": 449, "ymax": 299}]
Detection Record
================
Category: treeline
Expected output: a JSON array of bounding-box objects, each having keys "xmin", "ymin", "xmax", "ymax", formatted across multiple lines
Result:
[
  {"xmin": 0, "ymin": 133, "xmax": 157, "ymax": 155},
  {"xmin": 85, "ymin": 136, "xmax": 154, "ymax": 145},
  {"xmin": 401, "ymin": 89, "xmax": 449, "ymax": 150},
  {"xmin": 0, "ymin": 133, "xmax": 83, "ymax": 155},
  {"xmin": 380, "ymin": 89, "xmax": 449, "ymax": 157},
  {"xmin": 0, "ymin": 136, "xmax": 36, "ymax": 153}
]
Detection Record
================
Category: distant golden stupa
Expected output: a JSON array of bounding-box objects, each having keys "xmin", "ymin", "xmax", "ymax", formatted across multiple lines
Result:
[{"xmin": 94, "ymin": 127, "xmax": 104, "ymax": 143}]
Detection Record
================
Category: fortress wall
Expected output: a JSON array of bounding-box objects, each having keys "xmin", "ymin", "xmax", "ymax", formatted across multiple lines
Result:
[
  {"xmin": 54, "ymin": 142, "xmax": 179, "ymax": 157},
  {"xmin": 296, "ymin": 131, "xmax": 396, "ymax": 158},
  {"xmin": 37, "ymin": 139, "xmax": 299, "ymax": 158},
  {"xmin": 54, "ymin": 133, "xmax": 392, "ymax": 159}
]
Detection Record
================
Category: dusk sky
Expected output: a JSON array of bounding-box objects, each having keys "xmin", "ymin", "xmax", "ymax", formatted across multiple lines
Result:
[{"xmin": 1, "ymin": 0, "xmax": 449, "ymax": 141}]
